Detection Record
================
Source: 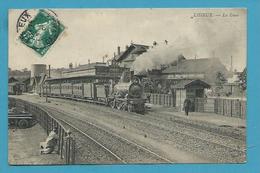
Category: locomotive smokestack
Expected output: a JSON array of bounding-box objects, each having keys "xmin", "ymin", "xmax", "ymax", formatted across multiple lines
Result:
[{"xmin": 130, "ymin": 71, "xmax": 134, "ymax": 81}]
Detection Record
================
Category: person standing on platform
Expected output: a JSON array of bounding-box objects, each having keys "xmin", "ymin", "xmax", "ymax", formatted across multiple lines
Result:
[{"xmin": 183, "ymin": 98, "xmax": 191, "ymax": 116}]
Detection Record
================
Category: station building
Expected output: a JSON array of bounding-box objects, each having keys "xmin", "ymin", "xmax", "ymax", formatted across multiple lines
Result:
[
  {"xmin": 160, "ymin": 57, "xmax": 231, "ymax": 87},
  {"xmin": 61, "ymin": 62, "xmax": 128, "ymax": 80},
  {"xmin": 114, "ymin": 43, "xmax": 150, "ymax": 68}
]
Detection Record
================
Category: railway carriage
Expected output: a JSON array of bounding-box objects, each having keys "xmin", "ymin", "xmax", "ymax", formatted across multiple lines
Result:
[
  {"xmin": 95, "ymin": 83, "xmax": 110, "ymax": 102},
  {"xmin": 72, "ymin": 83, "xmax": 83, "ymax": 98},
  {"xmin": 50, "ymin": 83, "xmax": 61, "ymax": 96},
  {"xmin": 61, "ymin": 83, "xmax": 73, "ymax": 97},
  {"xmin": 83, "ymin": 83, "xmax": 94, "ymax": 99}
]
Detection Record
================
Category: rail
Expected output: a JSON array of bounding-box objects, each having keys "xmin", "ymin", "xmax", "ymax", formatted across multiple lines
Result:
[{"xmin": 8, "ymin": 97, "xmax": 76, "ymax": 164}]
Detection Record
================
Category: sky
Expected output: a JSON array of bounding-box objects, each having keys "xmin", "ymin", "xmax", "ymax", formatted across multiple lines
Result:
[{"xmin": 9, "ymin": 8, "xmax": 246, "ymax": 71}]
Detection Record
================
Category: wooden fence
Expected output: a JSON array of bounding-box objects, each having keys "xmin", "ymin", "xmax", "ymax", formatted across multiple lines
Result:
[
  {"xmin": 194, "ymin": 98, "xmax": 246, "ymax": 119},
  {"xmin": 144, "ymin": 93, "xmax": 175, "ymax": 107},
  {"xmin": 143, "ymin": 93, "xmax": 246, "ymax": 119},
  {"xmin": 9, "ymin": 97, "xmax": 76, "ymax": 164}
]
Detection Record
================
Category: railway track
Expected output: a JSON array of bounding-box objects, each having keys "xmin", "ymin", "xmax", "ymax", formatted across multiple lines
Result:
[
  {"xmin": 144, "ymin": 111, "xmax": 246, "ymax": 147},
  {"xmin": 40, "ymin": 105, "xmax": 174, "ymax": 164},
  {"xmin": 88, "ymin": 107, "xmax": 246, "ymax": 162},
  {"xmin": 149, "ymin": 110, "xmax": 246, "ymax": 140},
  {"xmin": 90, "ymin": 106, "xmax": 245, "ymax": 151},
  {"xmin": 56, "ymin": 117, "xmax": 126, "ymax": 164},
  {"xmin": 40, "ymin": 99, "xmax": 245, "ymax": 162}
]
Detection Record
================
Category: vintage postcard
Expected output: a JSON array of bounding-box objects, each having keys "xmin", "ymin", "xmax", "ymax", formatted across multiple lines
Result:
[{"xmin": 8, "ymin": 8, "xmax": 246, "ymax": 165}]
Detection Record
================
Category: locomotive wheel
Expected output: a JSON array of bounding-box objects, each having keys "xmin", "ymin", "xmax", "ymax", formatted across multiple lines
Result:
[{"xmin": 18, "ymin": 119, "xmax": 29, "ymax": 128}]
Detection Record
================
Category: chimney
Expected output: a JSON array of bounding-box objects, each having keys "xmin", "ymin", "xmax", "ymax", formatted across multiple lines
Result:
[
  {"xmin": 117, "ymin": 46, "xmax": 120, "ymax": 55},
  {"xmin": 88, "ymin": 59, "xmax": 90, "ymax": 64},
  {"xmin": 69, "ymin": 63, "xmax": 73, "ymax": 69},
  {"xmin": 125, "ymin": 45, "xmax": 129, "ymax": 50}
]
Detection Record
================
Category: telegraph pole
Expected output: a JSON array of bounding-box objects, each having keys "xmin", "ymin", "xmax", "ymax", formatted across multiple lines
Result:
[{"xmin": 46, "ymin": 65, "xmax": 51, "ymax": 102}]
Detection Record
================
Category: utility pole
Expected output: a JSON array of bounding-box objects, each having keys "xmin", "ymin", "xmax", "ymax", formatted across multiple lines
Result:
[
  {"xmin": 46, "ymin": 64, "xmax": 50, "ymax": 102},
  {"xmin": 45, "ymin": 85, "xmax": 48, "ymax": 102}
]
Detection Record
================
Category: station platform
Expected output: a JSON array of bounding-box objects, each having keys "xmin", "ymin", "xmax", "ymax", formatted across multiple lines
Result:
[
  {"xmin": 153, "ymin": 105, "xmax": 246, "ymax": 128},
  {"xmin": 8, "ymin": 123, "xmax": 63, "ymax": 165}
]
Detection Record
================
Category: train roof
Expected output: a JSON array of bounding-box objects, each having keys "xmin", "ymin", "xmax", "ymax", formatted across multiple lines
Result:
[{"xmin": 45, "ymin": 75, "xmax": 120, "ymax": 82}]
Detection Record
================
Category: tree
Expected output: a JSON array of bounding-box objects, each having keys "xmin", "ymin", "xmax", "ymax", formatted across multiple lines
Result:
[
  {"xmin": 238, "ymin": 68, "xmax": 247, "ymax": 91},
  {"xmin": 215, "ymin": 71, "xmax": 227, "ymax": 95}
]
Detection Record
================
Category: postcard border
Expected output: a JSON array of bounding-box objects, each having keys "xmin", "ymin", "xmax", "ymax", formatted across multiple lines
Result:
[{"xmin": 1, "ymin": 0, "xmax": 259, "ymax": 173}]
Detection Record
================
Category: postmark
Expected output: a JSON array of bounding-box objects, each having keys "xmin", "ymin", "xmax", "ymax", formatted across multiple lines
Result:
[{"xmin": 17, "ymin": 9, "xmax": 65, "ymax": 56}]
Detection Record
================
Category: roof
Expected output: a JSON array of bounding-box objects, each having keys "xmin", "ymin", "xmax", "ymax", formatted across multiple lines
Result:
[
  {"xmin": 63, "ymin": 62, "xmax": 107, "ymax": 73},
  {"xmin": 115, "ymin": 43, "xmax": 149, "ymax": 62},
  {"xmin": 172, "ymin": 79, "xmax": 210, "ymax": 89},
  {"xmin": 8, "ymin": 77, "xmax": 19, "ymax": 83},
  {"xmin": 9, "ymin": 76, "xmax": 31, "ymax": 83},
  {"xmin": 162, "ymin": 58, "xmax": 224, "ymax": 74},
  {"xmin": 8, "ymin": 82, "xmax": 24, "ymax": 86},
  {"xmin": 135, "ymin": 70, "xmax": 148, "ymax": 77}
]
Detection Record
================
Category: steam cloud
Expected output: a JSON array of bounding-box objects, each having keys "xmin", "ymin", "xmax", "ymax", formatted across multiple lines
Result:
[
  {"xmin": 132, "ymin": 38, "xmax": 205, "ymax": 74},
  {"xmin": 132, "ymin": 16, "xmax": 246, "ymax": 73}
]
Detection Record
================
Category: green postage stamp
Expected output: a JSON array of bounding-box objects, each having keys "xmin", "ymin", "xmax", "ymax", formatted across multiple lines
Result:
[{"xmin": 18, "ymin": 9, "xmax": 64, "ymax": 56}]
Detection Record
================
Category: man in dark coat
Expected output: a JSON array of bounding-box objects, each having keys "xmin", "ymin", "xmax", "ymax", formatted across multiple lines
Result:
[{"xmin": 183, "ymin": 98, "xmax": 191, "ymax": 116}]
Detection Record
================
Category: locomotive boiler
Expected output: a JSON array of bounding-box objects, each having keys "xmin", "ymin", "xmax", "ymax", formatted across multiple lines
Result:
[{"xmin": 108, "ymin": 77, "xmax": 146, "ymax": 113}]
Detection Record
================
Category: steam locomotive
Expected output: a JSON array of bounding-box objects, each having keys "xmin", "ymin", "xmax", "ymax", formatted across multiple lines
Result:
[
  {"xmin": 108, "ymin": 77, "xmax": 145, "ymax": 113},
  {"xmin": 42, "ymin": 75, "xmax": 146, "ymax": 114}
]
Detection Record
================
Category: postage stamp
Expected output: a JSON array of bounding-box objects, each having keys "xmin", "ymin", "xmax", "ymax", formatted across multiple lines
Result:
[{"xmin": 17, "ymin": 9, "xmax": 64, "ymax": 56}]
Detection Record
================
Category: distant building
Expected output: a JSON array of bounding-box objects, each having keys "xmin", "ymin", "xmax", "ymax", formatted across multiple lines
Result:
[
  {"xmin": 161, "ymin": 57, "xmax": 231, "ymax": 87},
  {"xmin": 60, "ymin": 62, "xmax": 128, "ymax": 81},
  {"xmin": 114, "ymin": 43, "xmax": 149, "ymax": 68},
  {"xmin": 9, "ymin": 69, "xmax": 31, "ymax": 82},
  {"xmin": 222, "ymin": 71, "xmax": 245, "ymax": 97},
  {"xmin": 62, "ymin": 62, "xmax": 107, "ymax": 78},
  {"xmin": 50, "ymin": 68, "xmax": 64, "ymax": 78},
  {"xmin": 9, "ymin": 70, "xmax": 31, "ymax": 92},
  {"xmin": 172, "ymin": 79, "xmax": 211, "ymax": 111},
  {"xmin": 8, "ymin": 77, "xmax": 19, "ymax": 83}
]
